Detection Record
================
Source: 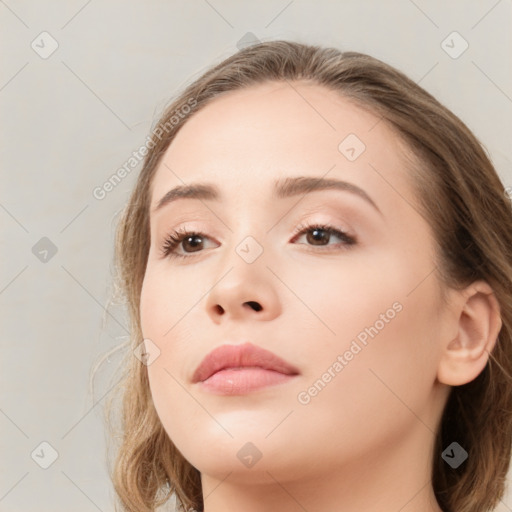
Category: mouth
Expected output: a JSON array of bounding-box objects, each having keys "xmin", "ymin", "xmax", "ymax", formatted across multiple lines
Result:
[{"xmin": 192, "ymin": 342, "xmax": 300, "ymax": 395}]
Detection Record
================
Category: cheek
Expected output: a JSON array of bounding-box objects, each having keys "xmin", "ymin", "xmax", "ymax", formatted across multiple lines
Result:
[
  {"xmin": 139, "ymin": 264, "xmax": 210, "ymax": 340},
  {"xmin": 139, "ymin": 268, "xmax": 216, "ymax": 444},
  {"xmin": 293, "ymin": 252, "xmax": 442, "ymax": 421},
  {"xmin": 289, "ymin": 252, "xmax": 403, "ymax": 355},
  {"xmin": 290, "ymin": 285, "xmax": 441, "ymax": 461}
]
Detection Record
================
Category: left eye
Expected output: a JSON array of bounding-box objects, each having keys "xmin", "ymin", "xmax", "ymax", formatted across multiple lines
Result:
[{"xmin": 291, "ymin": 223, "xmax": 356, "ymax": 248}]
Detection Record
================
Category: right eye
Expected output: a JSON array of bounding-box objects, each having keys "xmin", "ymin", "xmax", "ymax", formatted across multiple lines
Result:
[{"xmin": 160, "ymin": 227, "xmax": 217, "ymax": 259}]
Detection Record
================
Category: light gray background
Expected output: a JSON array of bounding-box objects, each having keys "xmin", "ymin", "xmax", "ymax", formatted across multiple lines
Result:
[{"xmin": 1, "ymin": 1, "xmax": 511, "ymax": 511}]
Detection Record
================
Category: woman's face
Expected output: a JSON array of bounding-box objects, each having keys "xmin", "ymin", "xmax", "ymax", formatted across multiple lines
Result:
[{"xmin": 140, "ymin": 81, "xmax": 452, "ymax": 487}]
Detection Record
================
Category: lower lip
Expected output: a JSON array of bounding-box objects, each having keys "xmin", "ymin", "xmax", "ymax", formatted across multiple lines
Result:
[{"xmin": 198, "ymin": 367, "xmax": 297, "ymax": 395}]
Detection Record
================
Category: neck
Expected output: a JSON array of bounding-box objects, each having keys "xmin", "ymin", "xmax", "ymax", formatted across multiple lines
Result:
[{"xmin": 200, "ymin": 421, "xmax": 444, "ymax": 512}]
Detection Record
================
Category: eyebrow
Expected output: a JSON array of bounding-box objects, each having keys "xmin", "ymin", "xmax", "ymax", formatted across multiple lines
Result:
[{"xmin": 152, "ymin": 176, "xmax": 382, "ymax": 216}]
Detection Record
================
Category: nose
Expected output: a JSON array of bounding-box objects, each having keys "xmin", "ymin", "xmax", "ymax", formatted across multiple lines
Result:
[
  {"xmin": 204, "ymin": 250, "xmax": 282, "ymax": 324},
  {"xmin": 212, "ymin": 299, "xmax": 263, "ymax": 316}
]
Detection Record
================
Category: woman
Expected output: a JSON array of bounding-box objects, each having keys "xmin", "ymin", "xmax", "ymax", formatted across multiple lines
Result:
[{"xmin": 108, "ymin": 40, "xmax": 512, "ymax": 512}]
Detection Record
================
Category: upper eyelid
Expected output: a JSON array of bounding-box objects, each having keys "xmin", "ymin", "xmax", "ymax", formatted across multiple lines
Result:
[
  {"xmin": 160, "ymin": 211, "xmax": 354, "ymax": 234},
  {"xmin": 161, "ymin": 221, "xmax": 350, "ymax": 240},
  {"xmin": 154, "ymin": 195, "xmax": 371, "ymax": 224}
]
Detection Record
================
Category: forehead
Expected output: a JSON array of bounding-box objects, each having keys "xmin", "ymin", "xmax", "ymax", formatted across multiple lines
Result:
[{"xmin": 149, "ymin": 81, "xmax": 414, "ymax": 214}]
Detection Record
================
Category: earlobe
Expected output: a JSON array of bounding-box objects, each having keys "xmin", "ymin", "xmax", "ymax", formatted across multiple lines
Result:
[{"xmin": 437, "ymin": 280, "xmax": 502, "ymax": 386}]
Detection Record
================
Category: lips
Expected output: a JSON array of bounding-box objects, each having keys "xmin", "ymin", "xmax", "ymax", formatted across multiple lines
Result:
[{"xmin": 192, "ymin": 342, "xmax": 300, "ymax": 383}]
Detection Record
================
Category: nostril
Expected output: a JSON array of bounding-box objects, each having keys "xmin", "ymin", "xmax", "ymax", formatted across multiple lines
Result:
[{"xmin": 245, "ymin": 301, "xmax": 262, "ymax": 312}]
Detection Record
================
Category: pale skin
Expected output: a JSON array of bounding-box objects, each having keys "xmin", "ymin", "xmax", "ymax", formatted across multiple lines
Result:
[{"xmin": 139, "ymin": 81, "xmax": 502, "ymax": 512}]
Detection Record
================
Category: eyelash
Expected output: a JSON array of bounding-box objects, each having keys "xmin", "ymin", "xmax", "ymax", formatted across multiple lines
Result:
[{"xmin": 159, "ymin": 221, "xmax": 357, "ymax": 260}]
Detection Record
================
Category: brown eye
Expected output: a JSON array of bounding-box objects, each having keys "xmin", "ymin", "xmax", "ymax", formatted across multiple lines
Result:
[
  {"xmin": 181, "ymin": 234, "xmax": 204, "ymax": 253},
  {"xmin": 305, "ymin": 227, "xmax": 331, "ymax": 246},
  {"xmin": 161, "ymin": 229, "xmax": 216, "ymax": 259},
  {"xmin": 292, "ymin": 223, "xmax": 356, "ymax": 249}
]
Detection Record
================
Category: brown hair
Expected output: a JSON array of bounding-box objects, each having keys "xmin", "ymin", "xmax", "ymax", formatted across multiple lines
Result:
[{"xmin": 106, "ymin": 40, "xmax": 512, "ymax": 512}]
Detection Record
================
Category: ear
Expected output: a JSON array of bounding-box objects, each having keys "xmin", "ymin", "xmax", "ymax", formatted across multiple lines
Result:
[{"xmin": 437, "ymin": 280, "xmax": 502, "ymax": 386}]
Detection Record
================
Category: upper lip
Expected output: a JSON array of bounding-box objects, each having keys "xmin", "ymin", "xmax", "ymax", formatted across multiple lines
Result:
[{"xmin": 192, "ymin": 342, "xmax": 300, "ymax": 383}]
